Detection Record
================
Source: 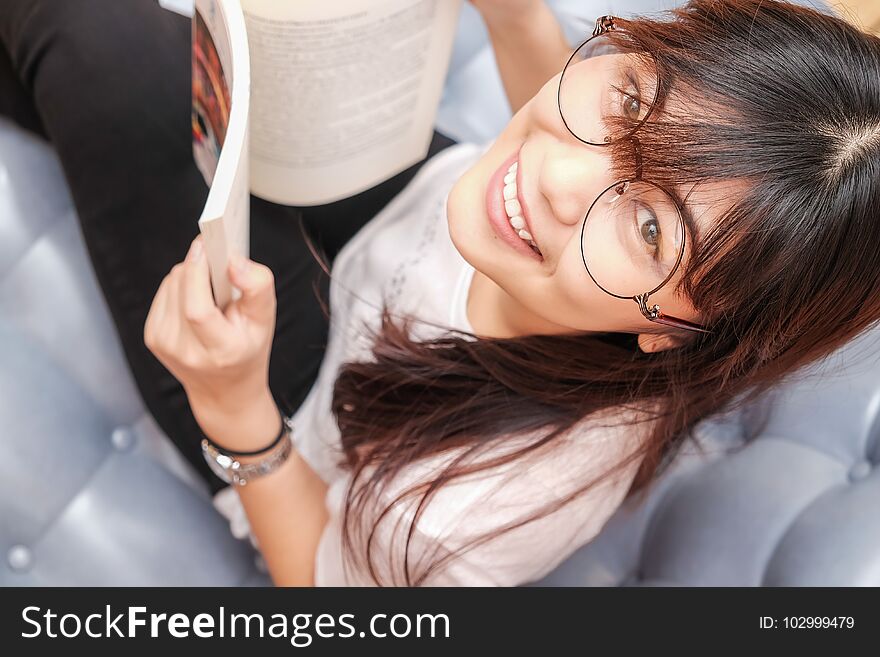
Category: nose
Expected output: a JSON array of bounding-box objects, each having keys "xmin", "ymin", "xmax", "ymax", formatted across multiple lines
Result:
[{"xmin": 538, "ymin": 140, "xmax": 613, "ymax": 227}]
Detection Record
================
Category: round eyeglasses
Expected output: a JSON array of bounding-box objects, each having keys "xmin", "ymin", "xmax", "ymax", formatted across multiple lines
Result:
[{"xmin": 558, "ymin": 16, "xmax": 710, "ymax": 335}]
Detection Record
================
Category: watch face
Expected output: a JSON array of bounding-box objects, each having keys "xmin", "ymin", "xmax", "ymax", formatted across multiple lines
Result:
[{"xmin": 203, "ymin": 448, "xmax": 234, "ymax": 484}]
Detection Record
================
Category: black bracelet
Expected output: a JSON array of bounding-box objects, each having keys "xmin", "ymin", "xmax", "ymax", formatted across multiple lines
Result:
[{"xmin": 203, "ymin": 408, "xmax": 289, "ymax": 457}]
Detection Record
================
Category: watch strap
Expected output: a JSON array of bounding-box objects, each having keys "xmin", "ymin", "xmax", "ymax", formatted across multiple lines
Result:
[{"xmin": 201, "ymin": 412, "xmax": 295, "ymax": 486}]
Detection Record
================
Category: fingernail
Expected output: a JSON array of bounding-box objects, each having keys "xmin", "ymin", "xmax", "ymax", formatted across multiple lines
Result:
[
  {"xmin": 230, "ymin": 253, "xmax": 251, "ymax": 277},
  {"xmin": 187, "ymin": 238, "xmax": 203, "ymax": 262}
]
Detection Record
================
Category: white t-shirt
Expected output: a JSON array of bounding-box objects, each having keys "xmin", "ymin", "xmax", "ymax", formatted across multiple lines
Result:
[{"xmin": 213, "ymin": 141, "xmax": 649, "ymax": 586}]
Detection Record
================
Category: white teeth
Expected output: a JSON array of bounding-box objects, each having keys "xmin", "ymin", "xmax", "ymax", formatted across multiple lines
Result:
[{"xmin": 501, "ymin": 158, "xmax": 541, "ymax": 256}]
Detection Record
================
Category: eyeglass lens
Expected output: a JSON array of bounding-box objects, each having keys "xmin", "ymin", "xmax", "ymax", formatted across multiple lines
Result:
[
  {"xmin": 558, "ymin": 32, "xmax": 660, "ymax": 146},
  {"xmin": 580, "ymin": 180, "xmax": 685, "ymax": 298}
]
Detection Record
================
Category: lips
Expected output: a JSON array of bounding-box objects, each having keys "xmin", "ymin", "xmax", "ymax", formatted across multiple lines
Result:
[{"xmin": 485, "ymin": 147, "xmax": 544, "ymax": 262}]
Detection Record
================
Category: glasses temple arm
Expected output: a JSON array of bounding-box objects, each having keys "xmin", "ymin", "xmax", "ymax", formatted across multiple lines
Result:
[{"xmin": 634, "ymin": 294, "xmax": 711, "ymax": 334}]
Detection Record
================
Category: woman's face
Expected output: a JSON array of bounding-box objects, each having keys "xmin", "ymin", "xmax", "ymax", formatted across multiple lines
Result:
[{"xmin": 447, "ymin": 60, "xmax": 733, "ymax": 342}]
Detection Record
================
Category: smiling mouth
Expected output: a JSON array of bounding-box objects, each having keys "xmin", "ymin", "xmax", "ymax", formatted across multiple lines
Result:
[{"xmin": 501, "ymin": 159, "xmax": 543, "ymax": 258}]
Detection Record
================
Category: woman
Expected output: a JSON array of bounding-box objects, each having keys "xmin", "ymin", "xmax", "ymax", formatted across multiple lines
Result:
[{"xmin": 8, "ymin": 0, "xmax": 880, "ymax": 586}]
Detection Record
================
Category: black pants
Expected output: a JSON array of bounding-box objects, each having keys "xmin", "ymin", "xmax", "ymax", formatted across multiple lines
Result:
[{"xmin": 0, "ymin": 0, "xmax": 456, "ymax": 493}]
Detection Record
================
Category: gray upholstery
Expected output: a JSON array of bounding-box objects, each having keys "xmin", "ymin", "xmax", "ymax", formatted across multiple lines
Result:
[
  {"xmin": 4, "ymin": 0, "xmax": 874, "ymax": 588},
  {"xmin": 0, "ymin": 120, "xmax": 270, "ymax": 586},
  {"xmin": 534, "ymin": 329, "xmax": 880, "ymax": 586}
]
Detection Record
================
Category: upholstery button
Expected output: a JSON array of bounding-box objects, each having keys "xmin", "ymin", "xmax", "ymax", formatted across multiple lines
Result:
[
  {"xmin": 111, "ymin": 427, "xmax": 136, "ymax": 451},
  {"xmin": 7, "ymin": 545, "xmax": 33, "ymax": 572},
  {"xmin": 848, "ymin": 460, "xmax": 871, "ymax": 482}
]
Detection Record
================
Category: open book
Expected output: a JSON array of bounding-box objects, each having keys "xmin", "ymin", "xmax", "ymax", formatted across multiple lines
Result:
[{"xmin": 191, "ymin": 0, "xmax": 464, "ymax": 308}]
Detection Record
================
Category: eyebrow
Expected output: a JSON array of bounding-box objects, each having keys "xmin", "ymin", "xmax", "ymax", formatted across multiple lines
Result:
[{"xmin": 665, "ymin": 184, "xmax": 700, "ymax": 251}]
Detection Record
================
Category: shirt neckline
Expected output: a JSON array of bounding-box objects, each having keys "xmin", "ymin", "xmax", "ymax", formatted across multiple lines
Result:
[{"xmin": 449, "ymin": 260, "xmax": 476, "ymax": 334}]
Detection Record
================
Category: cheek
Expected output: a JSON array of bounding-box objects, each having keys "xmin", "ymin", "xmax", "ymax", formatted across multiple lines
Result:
[
  {"xmin": 445, "ymin": 77, "xmax": 561, "ymax": 259},
  {"xmin": 548, "ymin": 242, "xmax": 622, "ymax": 329},
  {"xmin": 526, "ymin": 72, "xmax": 568, "ymax": 132},
  {"xmin": 530, "ymin": 240, "xmax": 642, "ymax": 332}
]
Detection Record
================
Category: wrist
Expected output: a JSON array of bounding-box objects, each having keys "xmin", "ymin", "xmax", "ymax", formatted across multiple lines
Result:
[{"xmin": 189, "ymin": 387, "xmax": 283, "ymax": 454}]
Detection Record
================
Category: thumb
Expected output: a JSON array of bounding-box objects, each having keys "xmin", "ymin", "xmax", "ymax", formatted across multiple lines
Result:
[{"xmin": 228, "ymin": 253, "xmax": 276, "ymax": 322}]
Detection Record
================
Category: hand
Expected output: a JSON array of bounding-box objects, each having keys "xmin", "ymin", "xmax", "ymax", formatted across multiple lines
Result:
[{"xmin": 144, "ymin": 235, "xmax": 277, "ymax": 417}]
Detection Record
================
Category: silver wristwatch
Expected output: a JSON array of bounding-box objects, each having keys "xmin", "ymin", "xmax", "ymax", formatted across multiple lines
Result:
[{"xmin": 201, "ymin": 414, "xmax": 294, "ymax": 487}]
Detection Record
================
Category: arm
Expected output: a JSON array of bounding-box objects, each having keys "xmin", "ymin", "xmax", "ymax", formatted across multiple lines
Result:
[
  {"xmin": 470, "ymin": 1, "xmax": 573, "ymax": 113},
  {"xmin": 194, "ymin": 392, "xmax": 329, "ymax": 586},
  {"xmin": 144, "ymin": 236, "xmax": 327, "ymax": 586}
]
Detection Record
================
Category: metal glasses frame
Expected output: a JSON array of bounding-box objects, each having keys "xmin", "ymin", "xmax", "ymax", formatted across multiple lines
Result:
[{"xmin": 559, "ymin": 16, "xmax": 711, "ymax": 335}]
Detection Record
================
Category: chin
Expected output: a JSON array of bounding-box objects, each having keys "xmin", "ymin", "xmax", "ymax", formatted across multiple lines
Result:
[{"xmin": 446, "ymin": 162, "xmax": 487, "ymax": 273}]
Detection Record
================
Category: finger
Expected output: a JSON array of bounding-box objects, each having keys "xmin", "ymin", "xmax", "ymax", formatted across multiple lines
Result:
[
  {"xmin": 144, "ymin": 271, "xmax": 173, "ymax": 352},
  {"xmin": 182, "ymin": 235, "xmax": 232, "ymax": 348},
  {"xmin": 227, "ymin": 252, "xmax": 276, "ymax": 323},
  {"xmin": 163, "ymin": 264, "xmax": 186, "ymax": 351}
]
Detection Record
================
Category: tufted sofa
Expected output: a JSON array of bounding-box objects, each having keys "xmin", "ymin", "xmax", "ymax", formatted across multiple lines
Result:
[
  {"xmin": 536, "ymin": 329, "xmax": 880, "ymax": 586},
  {"xmin": 4, "ymin": 0, "xmax": 873, "ymax": 588}
]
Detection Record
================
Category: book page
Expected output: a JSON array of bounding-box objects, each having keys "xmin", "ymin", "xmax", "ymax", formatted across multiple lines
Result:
[
  {"xmin": 241, "ymin": 0, "xmax": 463, "ymax": 206},
  {"xmin": 192, "ymin": 0, "xmax": 250, "ymax": 309}
]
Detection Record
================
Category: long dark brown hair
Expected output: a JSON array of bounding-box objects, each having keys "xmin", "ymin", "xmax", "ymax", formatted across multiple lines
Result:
[{"xmin": 303, "ymin": 0, "xmax": 880, "ymax": 585}]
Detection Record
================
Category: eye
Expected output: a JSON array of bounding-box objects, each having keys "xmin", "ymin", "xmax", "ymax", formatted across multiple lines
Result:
[
  {"xmin": 620, "ymin": 71, "xmax": 642, "ymax": 121},
  {"xmin": 636, "ymin": 204, "xmax": 661, "ymax": 249},
  {"xmin": 623, "ymin": 94, "xmax": 641, "ymax": 121},
  {"xmin": 640, "ymin": 217, "xmax": 659, "ymax": 245}
]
